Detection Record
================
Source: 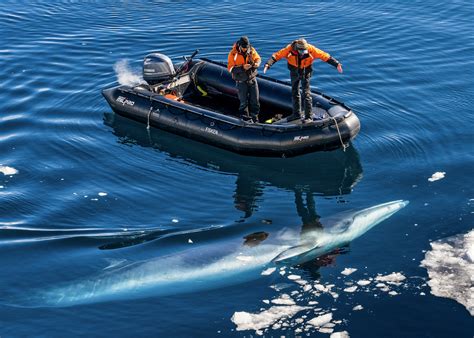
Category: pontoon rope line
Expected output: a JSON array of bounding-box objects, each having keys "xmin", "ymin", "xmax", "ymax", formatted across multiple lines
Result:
[{"xmin": 329, "ymin": 116, "xmax": 347, "ymax": 152}]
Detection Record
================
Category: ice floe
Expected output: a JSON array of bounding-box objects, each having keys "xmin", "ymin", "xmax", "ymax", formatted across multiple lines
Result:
[
  {"xmin": 375, "ymin": 272, "xmax": 406, "ymax": 285},
  {"xmin": 287, "ymin": 274, "xmax": 301, "ymax": 280},
  {"xmin": 352, "ymin": 305, "xmax": 363, "ymax": 311},
  {"xmin": 331, "ymin": 331, "xmax": 350, "ymax": 338},
  {"xmin": 428, "ymin": 172, "xmax": 446, "ymax": 182},
  {"xmin": 271, "ymin": 294, "xmax": 295, "ymax": 305},
  {"xmin": 341, "ymin": 268, "xmax": 357, "ymax": 276},
  {"xmin": 343, "ymin": 286, "xmax": 358, "ymax": 293},
  {"xmin": 98, "ymin": 192, "xmax": 107, "ymax": 196},
  {"xmin": 420, "ymin": 229, "xmax": 474, "ymax": 316},
  {"xmin": 231, "ymin": 305, "xmax": 308, "ymax": 334},
  {"xmin": 356, "ymin": 279, "xmax": 371, "ymax": 286},
  {"xmin": 307, "ymin": 313, "xmax": 332, "ymax": 327},
  {"xmin": 0, "ymin": 166, "xmax": 18, "ymax": 176},
  {"xmin": 261, "ymin": 267, "xmax": 276, "ymax": 276}
]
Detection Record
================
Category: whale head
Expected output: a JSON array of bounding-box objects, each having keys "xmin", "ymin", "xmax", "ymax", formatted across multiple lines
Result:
[{"xmin": 272, "ymin": 200, "xmax": 409, "ymax": 265}]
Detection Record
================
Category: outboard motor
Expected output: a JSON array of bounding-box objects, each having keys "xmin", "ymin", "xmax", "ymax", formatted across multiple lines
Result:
[{"xmin": 143, "ymin": 53, "xmax": 175, "ymax": 85}]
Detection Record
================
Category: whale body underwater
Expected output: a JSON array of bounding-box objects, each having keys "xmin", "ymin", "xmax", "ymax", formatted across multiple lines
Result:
[{"xmin": 16, "ymin": 200, "xmax": 408, "ymax": 307}]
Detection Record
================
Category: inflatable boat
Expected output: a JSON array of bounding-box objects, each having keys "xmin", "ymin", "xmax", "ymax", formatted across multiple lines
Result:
[{"xmin": 102, "ymin": 51, "xmax": 360, "ymax": 157}]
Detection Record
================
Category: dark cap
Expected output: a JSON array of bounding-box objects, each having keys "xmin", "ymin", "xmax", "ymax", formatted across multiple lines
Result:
[{"xmin": 237, "ymin": 36, "xmax": 250, "ymax": 48}]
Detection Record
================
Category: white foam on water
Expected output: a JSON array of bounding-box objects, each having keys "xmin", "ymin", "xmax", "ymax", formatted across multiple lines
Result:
[
  {"xmin": 113, "ymin": 59, "xmax": 144, "ymax": 86},
  {"xmin": 341, "ymin": 268, "xmax": 357, "ymax": 276},
  {"xmin": 231, "ymin": 305, "xmax": 308, "ymax": 332},
  {"xmin": 0, "ymin": 166, "xmax": 18, "ymax": 175},
  {"xmin": 420, "ymin": 230, "xmax": 474, "ymax": 316},
  {"xmin": 428, "ymin": 171, "xmax": 446, "ymax": 182}
]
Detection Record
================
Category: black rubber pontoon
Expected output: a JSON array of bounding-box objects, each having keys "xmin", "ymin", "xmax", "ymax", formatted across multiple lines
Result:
[{"xmin": 102, "ymin": 54, "xmax": 360, "ymax": 157}]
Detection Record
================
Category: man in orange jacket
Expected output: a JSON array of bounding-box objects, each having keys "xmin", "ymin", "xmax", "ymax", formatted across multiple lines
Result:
[
  {"xmin": 228, "ymin": 36, "xmax": 261, "ymax": 123},
  {"xmin": 264, "ymin": 38, "xmax": 343, "ymax": 122}
]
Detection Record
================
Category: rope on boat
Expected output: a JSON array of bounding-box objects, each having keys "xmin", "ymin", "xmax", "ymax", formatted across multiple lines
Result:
[
  {"xmin": 146, "ymin": 106, "xmax": 153, "ymax": 130},
  {"xmin": 330, "ymin": 116, "xmax": 347, "ymax": 152}
]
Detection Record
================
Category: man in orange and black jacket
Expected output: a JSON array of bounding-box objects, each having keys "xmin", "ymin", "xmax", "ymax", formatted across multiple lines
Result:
[
  {"xmin": 264, "ymin": 38, "xmax": 343, "ymax": 123},
  {"xmin": 227, "ymin": 36, "xmax": 261, "ymax": 123}
]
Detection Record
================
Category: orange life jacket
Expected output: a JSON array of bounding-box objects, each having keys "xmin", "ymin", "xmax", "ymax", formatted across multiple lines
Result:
[
  {"xmin": 227, "ymin": 44, "xmax": 261, "ymax": 72},
  {"xmin": 272, "ymin": 43, "xmax": 330, "ymax": 69}
]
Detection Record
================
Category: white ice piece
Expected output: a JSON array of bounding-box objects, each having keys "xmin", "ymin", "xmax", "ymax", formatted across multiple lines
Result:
[
  {"xmin": 307, "ymin": 313, "xmax": 332, "ymax": 327},
  {"xmin": 0, "ymin": 166, "xmax": 18, "ymax": 175},
  {"xmin": 261, "ymin": 267, "xmax": 276, "ymax": 276},
  {"xmin": 421, "ymin": 230, "xmax": 474, "ymax": 316},
  {"xmin": 428, "ymin": 172, "xmax": 446, "ymax": 182},
  {"xmin": 231, "ymin": 305, "xmax": 308, "ymax": 332},
  {"xmin": 341, "ymin": 268, "xmax": 357, "ymax": 276}
]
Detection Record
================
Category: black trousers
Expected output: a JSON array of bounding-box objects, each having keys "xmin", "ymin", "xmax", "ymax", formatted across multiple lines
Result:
[
  {"xmin": 237, "ymin": 78, "xmax": 260, "ymax": 119},
  {"xmin": 290, "ymin": 66, "xmax": 313, "ymax": 119}
]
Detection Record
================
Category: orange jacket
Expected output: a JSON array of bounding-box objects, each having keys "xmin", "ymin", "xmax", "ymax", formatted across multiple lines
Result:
[
  {"xmin": 271, "ymin": 43, "xmax": 330, "ymax": 69},
  {"xmin": 227, "ymin": 44, "xmax": 261, "ymax": 72}
]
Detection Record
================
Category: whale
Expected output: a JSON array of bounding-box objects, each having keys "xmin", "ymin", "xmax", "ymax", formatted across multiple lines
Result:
[{"xmin": 20, "ymin": 200, "xmax": 408, "ymax": 307}]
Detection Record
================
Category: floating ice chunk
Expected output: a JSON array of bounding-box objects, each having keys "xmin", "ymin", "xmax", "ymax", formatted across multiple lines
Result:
[
  {"xmin": 0, "ymin": 186, "xmax": 3, "ymax": 188},
  {"xmin": 303, "ymin": 284, "xmax": 312, "ymax": 292},
  {"xmin": 353, "ymin": 305, "xmax": 363, "ymax": 311},
  {"xmin": 420, "ymin": 230, "xmax": 474, "ymax": 315},
  {"xmin": 98, "ymin": 192, "xmax": 107, "ymax": 196},
  {"xmin": 308, "ymin": 313, "xmax": 332, "ymax": 327},
  {"xmin": 319, "ymin": 327, "xmax": 334, "ymax": 334},
  {"xmin": 288, "ymin": 274, "xmax": 301, "ymax": 280},
  {"xmin": 231, "ymin": 305, "xmax": 308, "ymax": 332},
  {"xmin": 0, "ymin": 166, "xmax": 18, "ymax": 175},
  {"xmin": 188, "ymin": 239, "xmax": 193, "ymax": 244},
  {"xmin": 388, "ymin": 291, "xmax": 398, "ymax": 296},
  {"xmin": 172, "ymin": 219, "xmax": 179, "ymax": 223},
  {"xmin": 331, "ymin": 331, "xmax": 350, "ymax": 338},
  {"xmin": 314, "ymin": 284, "xmax": 329, "ymax": 292},
  {"xmin": 375, "ymin": 272, "xmax": 406, "ymax": 285},
  {"xmin": 271, "ymin": 294, "xmax": 295, "ymax": 305},
  {"xmin": 428, "ymin": 172, "xmax": 446, "ymax": 182},
  {"xmin": 263, "ymin": 300, "xmax": 269, "ymax": 304},
  {"xmin": 308, "ymin": 301, "xmax": 318, "ymax": 305},
  {"xmin": 341, "ymin": 268, "xmax": 357, "ymax": 276},
  {"xmin": 343, "ymin": 286, "xmax": 358, "ymax": 293},
  {"xmin": 261, "ymin": 267, "xmax": 276, "ymax": 276},
  {"xmin": 357, "ymin": 280, "xmax": 371, "ymax": 286}
]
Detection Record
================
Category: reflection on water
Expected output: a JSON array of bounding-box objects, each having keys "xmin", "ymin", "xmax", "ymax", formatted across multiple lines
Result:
[{"xmin": 104, "ymin": 112, "xmax": 363, "ymax": 225}]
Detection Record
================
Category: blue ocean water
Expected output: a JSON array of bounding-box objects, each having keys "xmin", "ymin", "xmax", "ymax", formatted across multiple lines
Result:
[{"xmin": 0, "ymin": 1, "xmax": 473, "ymax": 337}]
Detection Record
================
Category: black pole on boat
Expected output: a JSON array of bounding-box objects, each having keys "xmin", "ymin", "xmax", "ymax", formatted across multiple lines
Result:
[{"xmin": 174, "ymin": 49, "xmax": 200, "ymax": 77}]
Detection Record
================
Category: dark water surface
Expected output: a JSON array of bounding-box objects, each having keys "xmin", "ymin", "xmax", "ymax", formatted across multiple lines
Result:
[{"xmin": 1, "ymin": 1, "xmax": 473, "ymax": 337}]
